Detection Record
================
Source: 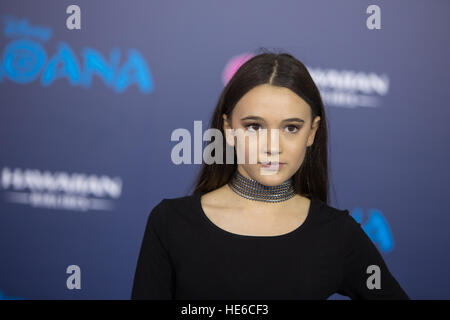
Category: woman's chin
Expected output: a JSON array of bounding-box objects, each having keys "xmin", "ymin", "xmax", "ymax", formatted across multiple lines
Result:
[
  {"xmin": 254, "ymin": 172, "xmax": 288, "ymax": 186},
  {"xmin": 258, "ymin": 166, "xmax": 284, "ymax": 177}
]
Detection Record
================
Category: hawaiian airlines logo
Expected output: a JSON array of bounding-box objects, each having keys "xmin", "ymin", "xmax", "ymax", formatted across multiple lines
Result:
[
  {"xmin": 307, "ymin": 67, "xmax": 389, "ymax": 108},
  {"xmin": 1, "ymin": 167, "xmax": 123, "ymax": 212},
  {"xmin": 350, "ymin": 208, "xmax": 394, "ymax": 253},
  {"xmin": 0, "ymin": 15, "xmax": 154, "ymax": 94},
  {"xmin": 222, "ymin": 52, "xmax": 255, "ymax": 85},
  {"xmin": 222, "ymin": 52, "xmax": 390, "ymax": 109}
]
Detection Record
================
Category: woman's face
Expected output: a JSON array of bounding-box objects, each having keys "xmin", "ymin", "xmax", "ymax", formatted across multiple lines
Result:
[{"xmin": 223, "ymin": 84, "xmax": 321, "ymax": 186}]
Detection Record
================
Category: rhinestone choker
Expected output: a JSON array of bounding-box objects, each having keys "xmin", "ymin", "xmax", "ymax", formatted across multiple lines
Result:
[{"xmin": 228, "ymin": 170, "xmax": 296, "ymax": 203}]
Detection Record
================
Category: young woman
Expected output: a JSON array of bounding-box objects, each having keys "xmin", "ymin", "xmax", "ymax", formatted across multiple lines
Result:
[{"xmin": 131, "ymin": 51, "xmax": 410, "ymax": 300}]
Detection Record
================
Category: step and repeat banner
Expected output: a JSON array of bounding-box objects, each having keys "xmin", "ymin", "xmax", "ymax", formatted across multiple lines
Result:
[{"xmin": 1, "ymin": 0, "xmax": 449, "ymax": 299}]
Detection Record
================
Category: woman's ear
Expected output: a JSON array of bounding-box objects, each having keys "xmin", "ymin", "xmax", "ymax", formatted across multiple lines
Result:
[
  {"xmin": 307, "ymin": 116, "xmax": 320, "ymax": 147},
  {"xmin": 222, "ymin": 113, "xmax": 235, "ymax": 147}
]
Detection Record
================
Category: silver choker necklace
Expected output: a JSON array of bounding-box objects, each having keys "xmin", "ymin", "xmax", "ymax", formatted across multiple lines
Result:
[{"xmin": 228, "ymin": 170, "xmax": 296, "ymax": 203}]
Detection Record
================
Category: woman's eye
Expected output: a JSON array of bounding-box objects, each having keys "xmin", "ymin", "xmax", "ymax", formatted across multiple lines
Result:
[
  {"xmin": 285, "ymin": 125, "xmax": 299, "ymax": 133},
  {"xmin": 246, "ymin": 123, "xmax": 262, "ymax": 132},
  {"xmin": 245, "ymin": 124, "xmax": 300, "ymax": 133}
]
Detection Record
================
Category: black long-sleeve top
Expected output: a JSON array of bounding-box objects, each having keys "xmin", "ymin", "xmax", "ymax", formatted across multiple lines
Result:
[{"xmin": 131, "ymin": 192, "xmax": 409, "ymax": 300}]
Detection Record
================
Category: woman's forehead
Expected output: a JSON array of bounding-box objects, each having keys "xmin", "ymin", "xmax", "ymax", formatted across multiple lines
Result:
[
  {"xmin": 233, "ymin": 85, "xmax": 311, "ymax": 118},
  {"xmin": 232, "ymin": 102, "xmax": 310, "ymax": 124}
]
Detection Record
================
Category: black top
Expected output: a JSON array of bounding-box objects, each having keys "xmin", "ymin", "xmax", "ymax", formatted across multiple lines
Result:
[{"xmin": 131, "ymin": 192, "xmax": 409, "ymax": 300}]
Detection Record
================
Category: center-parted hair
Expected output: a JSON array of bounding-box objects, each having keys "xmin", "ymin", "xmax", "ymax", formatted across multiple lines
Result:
[{"xmin": 189, "ymin": 49, "xmax": 331, "ymax": 204}]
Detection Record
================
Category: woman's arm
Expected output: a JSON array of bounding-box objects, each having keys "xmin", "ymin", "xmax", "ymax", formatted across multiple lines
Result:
[
  {"xmin": 336, "ymin": 213, "xmax": 410, "ymax": 300},
  {"xmin": 131, "ymin": 200, "xmax": 175, "ymax": 300}
]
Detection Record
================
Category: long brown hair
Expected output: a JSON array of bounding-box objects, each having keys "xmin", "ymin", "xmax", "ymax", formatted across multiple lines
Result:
[{"xmin": 188, "ymin": 49, "xmax": 332, "ymax": 204}]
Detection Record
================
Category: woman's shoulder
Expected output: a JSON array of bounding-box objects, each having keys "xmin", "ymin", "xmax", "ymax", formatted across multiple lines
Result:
[
  {"xmin": 149, "ymin": 193, "xmax": 199, "ymax": 219},
  {"xmin": 162, "ymin": 193, "xmax": 199, "ymax": 206},
  {"xmin": 310, "ymin": 197, "xmax": 352, "ymax": 226}
]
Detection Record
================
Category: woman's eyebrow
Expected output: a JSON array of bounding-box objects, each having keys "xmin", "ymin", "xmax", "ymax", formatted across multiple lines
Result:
[{"xmin": 240, "ymin": 115, "xmax": 304, "ymax": 123}]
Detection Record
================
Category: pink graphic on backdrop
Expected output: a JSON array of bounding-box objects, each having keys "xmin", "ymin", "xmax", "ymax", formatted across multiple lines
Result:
[{"xmin": 221, "ymin": 52, "xmax": 255, "ymax": 86}]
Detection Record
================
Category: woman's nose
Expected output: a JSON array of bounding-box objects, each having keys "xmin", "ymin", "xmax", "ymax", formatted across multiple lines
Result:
[{"xmin": 260, "ymin": 128, "xmax": 281, "ymax": 156}]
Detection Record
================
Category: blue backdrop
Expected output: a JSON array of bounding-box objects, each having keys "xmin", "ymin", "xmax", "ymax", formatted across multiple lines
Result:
[{"xmin": 1, "ymin": 0, "xmax": 449, "ymax": 300}]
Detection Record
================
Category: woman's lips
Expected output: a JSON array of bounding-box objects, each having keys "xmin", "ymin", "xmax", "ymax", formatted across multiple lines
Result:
[{"xmin": 258, "ymin": 162, "xmax": 285, "ymax": 169}]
